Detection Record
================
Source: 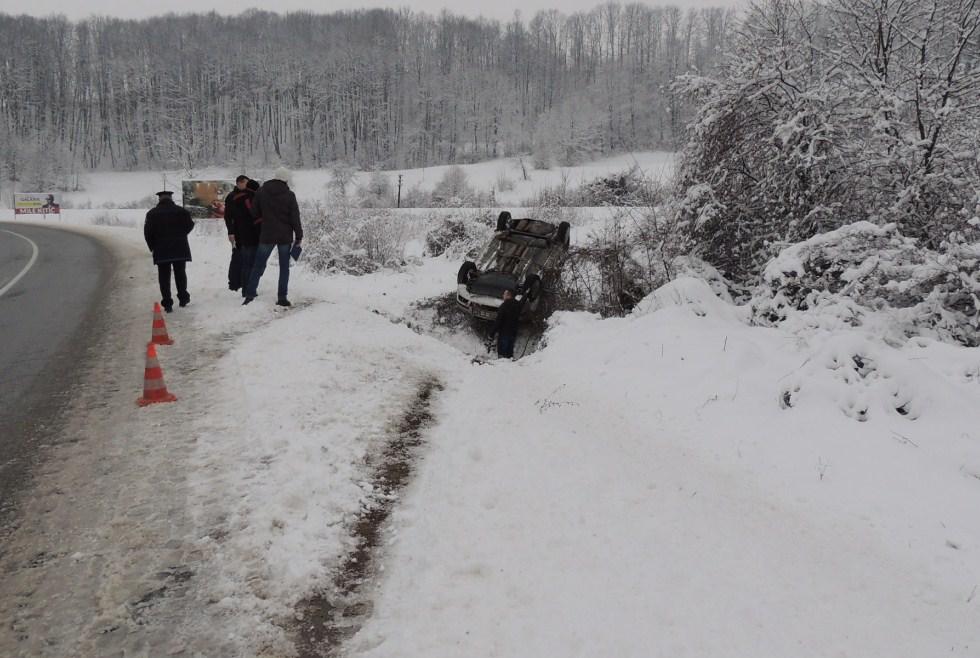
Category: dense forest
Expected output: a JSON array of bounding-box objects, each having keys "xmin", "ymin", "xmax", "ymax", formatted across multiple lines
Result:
[{"xmin": 0, "ymin": 4, "xmax": 733, "ymax": 186}]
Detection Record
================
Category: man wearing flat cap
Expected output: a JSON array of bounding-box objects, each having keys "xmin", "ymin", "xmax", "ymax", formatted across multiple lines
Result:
[{"xmin": 144, "ymin": 190, "xmax": 195, "ymax": 312}]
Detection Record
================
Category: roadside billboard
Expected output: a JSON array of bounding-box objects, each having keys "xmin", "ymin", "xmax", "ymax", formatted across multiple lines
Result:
[
  {"xmin": 14, "ymin": 193, "xmax": 61, "ymax": 215},
  {"xmin": 182, "ymin": 180, "xmax": 234, "ymax": 219}
]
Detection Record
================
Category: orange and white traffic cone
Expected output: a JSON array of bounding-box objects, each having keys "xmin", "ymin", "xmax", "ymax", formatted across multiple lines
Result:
[
  {"xmin": 150, "ymin": 302, "xmax": 174, "ymax": 346},
  {"xmin": 137, "ymin": 343, "xmax": 177, "ymax": 406}
]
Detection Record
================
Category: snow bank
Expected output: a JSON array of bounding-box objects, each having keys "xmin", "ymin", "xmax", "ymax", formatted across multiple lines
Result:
[
  {"xmin": 185, "ymin": 301, "xmax": 459, "ymax": 649},
  {"xmin": 754, "ymin": 221, "xmax": 980, "ymax": 347},
  {"xmin": 350, "ymin": 272, "xmax": 980, "ymax": 657},
  {"xmin": 633, "ymin": 276, "xmax": 747, "ymax": 323},
  {"xmin": 162, "ymin": 237, "xmax": 471, "ymax": 652}
]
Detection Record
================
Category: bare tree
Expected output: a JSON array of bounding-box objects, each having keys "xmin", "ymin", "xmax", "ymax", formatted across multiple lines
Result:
[{"xmin": 0, "ymin": 4, "xmax": 732, "ymax": 173}]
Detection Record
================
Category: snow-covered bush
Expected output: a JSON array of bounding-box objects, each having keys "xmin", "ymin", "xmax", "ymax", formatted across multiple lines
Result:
[
  {"xmin": 555, "ymin": 206, "xmax": 735, "ymax": 316},
  {"xmin": 543, "ymin": 200, "xmax": 724, "ymax": 317},
  {"xmin": 356, "ymin": 170, "xmax": 394, "ymax": 208},
  {"xmin": 672, "ymin": 1, "xmax": 850, "ymax": 281},
  {"xmin": 578, "ymin": 167, "xmax": 662, "ymax": 207},
  {"xmin": 302, "ymin": 202, "xmax": 418, "ymax": 275},
  {"xmin": 674, "ymin": 0, "xmax": 980, "ymax": 282},
  {"xmin": 521, "ymin": 168, "xmax": 663, "ymax": 208},
  {"xmin": 326, "ymin": 161, "xmax": 357, "ymax": 201},
  {"xmin": 423, "ymin": 212, "xmax": 494, "ymax": 258},
  {"xmin": 430, "ymin": 166, "xmax": 474, "ymax": 207},
  {"xmin": 522, "ymin": 174, "xmax": 573, "ymax": 207},
  {"xmin": 752, "ymin": 222, "xmax": 980, "ymax": 346},
  {"xmin": 425, "ymin": 217, "xmax": 467, "ymax": 256},
  {"xmin": 560, "ymin": 219, "xmax": 646, "ymax": 316},
  {"xmin": 398, "ymin": 182, "xmax": 431, "ymax": 209},
  {"xmin": 532, "ymin": 93, "xmax": 604, "ymax": 167},
  {"xmin": 531, "ymin": 134, "xmax": 553, "ymax": 170}
]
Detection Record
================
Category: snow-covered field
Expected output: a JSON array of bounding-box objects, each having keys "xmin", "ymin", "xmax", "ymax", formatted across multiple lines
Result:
[
  {"xmin": 3, "ymin": 152, "xmax": 979, "ymax": 656},
  {"xmin": 40, "ymin": 151, "xmax": 674, "ymax": 211}
]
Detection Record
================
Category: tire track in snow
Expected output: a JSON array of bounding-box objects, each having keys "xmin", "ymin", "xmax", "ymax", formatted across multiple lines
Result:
[{"xmin": 293, "ymin": 375, "xmax": 443, "ymax": 657}]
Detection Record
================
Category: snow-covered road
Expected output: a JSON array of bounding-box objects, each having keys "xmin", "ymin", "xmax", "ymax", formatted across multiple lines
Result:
[
  {"xmin": 0, "ymin": 223, "xmax": 110, "ymax": 530},
  {"xmin": 0, "ymin": 227, "xmax": 213, "ymax": 656}
]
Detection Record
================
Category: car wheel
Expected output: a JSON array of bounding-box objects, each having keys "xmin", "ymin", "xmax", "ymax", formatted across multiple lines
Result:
[
  {"xmin": 522, "ymin": 274, "xmax": 542, "ymax": 309},
  {"xmin": 523, "ymin": 274, "xmax": 541, "ymax": 299},
  {"xmin": 457, "ymin": 261, "xmax": 478, "ymax": 284},
  {"xmin": 555, "ymin": 221, "xmax": 570, "ymax": 248}
]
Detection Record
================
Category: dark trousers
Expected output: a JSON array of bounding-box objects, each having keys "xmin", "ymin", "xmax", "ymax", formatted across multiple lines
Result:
[
  {"xmin": 228, "ymin": 247, "xmax": 242, "ymax": 290},
  {"xmin": 246, "ymin": 243, "xmax": 290, "ymax": 300},
  {"xmin": 238, "ymin": 245, "xmax": 257, "ymax": 298},
  {"xmin": 497, "ymin": 333, "xmax": 516, "ymax": 358},
  {"xmin": 157, "ymin": 261, "xmax": 188, "ymax": 308}
]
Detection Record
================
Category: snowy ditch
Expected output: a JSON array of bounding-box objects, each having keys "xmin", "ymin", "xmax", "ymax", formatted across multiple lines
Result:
[{"xmin": 398, "ymin": 293, "xmax": 548, "ymax": 361}]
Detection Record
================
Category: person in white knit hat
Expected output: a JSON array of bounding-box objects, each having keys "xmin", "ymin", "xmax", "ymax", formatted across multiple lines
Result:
[{"xmin": 243, "ymin": 166, "xmax": 303, "ymax": 307}]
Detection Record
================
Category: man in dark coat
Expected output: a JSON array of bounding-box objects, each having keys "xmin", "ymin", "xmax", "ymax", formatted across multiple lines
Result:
[
  {"xmin": 224, "ymin": 175, "xmax": 249, "ymax": 291},
  {"xmin": 225, "ymin": 176, "xmax": 261, "ymax": 298},
  {"xmin": 489, "ymin": 288, "xmax": 524, "ymax": 358},
  {"xmin": 243, "ymin": 167, "xmax": 303, "ymax": 307},
  {"xmin": 144, "ymin": 190, "xmax": 195, "ymax": 312}
]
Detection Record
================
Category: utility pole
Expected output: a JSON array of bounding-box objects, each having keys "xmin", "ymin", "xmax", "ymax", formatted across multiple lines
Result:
[{"xmin": 397, "ymin": 174, "xmax": 403, "ymax": 208}]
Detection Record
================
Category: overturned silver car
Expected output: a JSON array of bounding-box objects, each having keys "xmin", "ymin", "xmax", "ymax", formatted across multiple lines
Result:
[{"xmin": 456, "ymin": 212, "xmax": 570, "ymax": 322}]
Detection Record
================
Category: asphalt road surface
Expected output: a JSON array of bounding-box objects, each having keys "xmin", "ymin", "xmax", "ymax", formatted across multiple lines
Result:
[{"xmin": 0, "ymin": 222, "xmax": 111, "ymax": 528}]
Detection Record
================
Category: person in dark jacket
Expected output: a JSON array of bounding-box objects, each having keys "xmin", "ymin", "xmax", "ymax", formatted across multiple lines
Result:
[
  {"xmin": 144, "ymin": 190, "xmax": 195, "ymax": 312},
  {"xmin": 489, "ymin": 288, "xmax": 524, "ymax": 358},
  {"xmin": 243, "ymin": 167, "xmax": 303, "ymax": 307},
  {"xmin": 226, "ymin": 176, "xmax": 261, "ymax": 298},
  {"xmin": 224, "ymin": 175, "xmax": 249, "ymax": 291}
]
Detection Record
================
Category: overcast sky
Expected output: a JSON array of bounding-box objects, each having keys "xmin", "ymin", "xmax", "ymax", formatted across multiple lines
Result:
[{"xmin": 0, "ymin": 0, "xmax": 739, "ymax": 22}]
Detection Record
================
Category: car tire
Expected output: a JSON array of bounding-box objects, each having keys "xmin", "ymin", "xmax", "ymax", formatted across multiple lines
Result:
[
  {"xmin": 523, "ymin": 273, "xmax": 541, "ymax": 300},
  {"xmin": 457, "ymin": 261, "xmax": 478, "ymax": 285},
  {"xmin": 523, "ymin": 275, "xmax": 542, "ymax": 313},
  {"xmin": 555, "ymin": 221, "xmax": 570, "ymax": 248}
]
